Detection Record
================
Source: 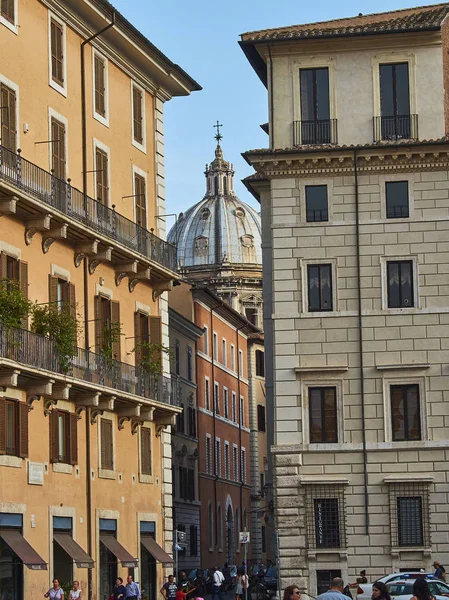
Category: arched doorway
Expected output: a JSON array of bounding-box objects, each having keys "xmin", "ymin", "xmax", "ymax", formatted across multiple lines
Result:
[{"xmin": 226, "ymin": 505, "xmax": 234, "ymax": 564}]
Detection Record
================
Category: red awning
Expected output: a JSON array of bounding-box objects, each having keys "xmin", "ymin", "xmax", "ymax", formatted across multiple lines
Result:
[
  {"xmin": 100, "ymin": 534, "xmax": 137, "ymax": 567},
  {"xmin": 140, "ymin": 536, "xmax": 173, "ymax": 564},
  {"xmin": 54, "ymin": 533, "xmax": 94, "ymax": 568},
  {"xmin": 0, "ymin": 530, "xmax": 47, "ymax": 570}
]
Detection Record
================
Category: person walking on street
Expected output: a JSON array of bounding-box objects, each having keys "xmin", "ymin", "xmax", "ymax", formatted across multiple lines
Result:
[
  {"xmin": 45, "ymin": 579, "xmax": 64, "ymax": 600},
  {"xmin": 161, "ymin": 575, "xmax": 178, "ymax": 600},
  {"xmin": 372, "ymin": 582, "xmax": 391, "ymax": 600},
  {"xmin": 434, "ymin": 562, "xmax": 447, "ymax": 581},
  {"xmin": 125, "ymin": 575, "xmax": 141, "ymax": 600},
  {"xmin": 114, "ymin": 578, "xmax": 126, "ymax": 600},
  {"xmin": 411, "ymin": 579, "xmax": 436, "ymax": 600},
  {"xmin": 69, "ymin": 581, "xmax": 82, "ymax": 600},
  {"xmin": 282, "ymin": 585, "xmax": 301, "ymax": 600},
  {"xmin": 317, "ymin": 578, "xmax": 347, "ymax": 600},
  {"xmin": 212, "ymin": 567, "xmax": 225, "ymax": 600}
]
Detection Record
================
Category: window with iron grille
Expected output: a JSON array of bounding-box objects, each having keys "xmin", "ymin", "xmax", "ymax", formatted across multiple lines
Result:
[
  {"xmin": 307, "ymin": 264, "xmax": 333, "ymax": 312},
  {"xmin": 389, "ymin": 481, "xmax": 430, "ymax": 547},
  {"xmin": 305, "ymin": 484, "xmax": 346, "ymax": 549},
  {"xmin": 386, "ymin": 181, "xmax": 409, "ymax": 218},
  {"xmin": 306, "ymin": 185, "xmax": 328, "ymax": 222},
  {"xmin": 309, "ymin": 387, "xmax": 338, "ymax": 443},
  {"xmin": 387, "ymin": 260, "xmax": 414, "ymax": 308},
  {"xmin": 390, "ymin": 384, "xmax": 421, "ymax": 441}
]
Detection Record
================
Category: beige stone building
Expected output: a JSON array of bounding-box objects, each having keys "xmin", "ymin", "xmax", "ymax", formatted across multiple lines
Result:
[
  {"xmin": 241, "ymin": 3, "xmax": 449, "ymax": 594},
  {"xmin": 0, "ymin": 1, "xmax": 199, "ymax": 600}
]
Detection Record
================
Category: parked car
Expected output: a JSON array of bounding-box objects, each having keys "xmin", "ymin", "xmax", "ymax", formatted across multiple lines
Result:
[
  {"xmin": 387, "ymin": 578, "xmax": 449, "ymax": 600},
  {"xmin": 356, "ymin": 572, "xmax": 433, "ymax": 600}
]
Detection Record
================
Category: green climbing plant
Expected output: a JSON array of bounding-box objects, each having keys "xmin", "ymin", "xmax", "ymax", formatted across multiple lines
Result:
[
  {"xmin": 99, "ymin": 321, "xmax": 122, "ymax": 367},
  {"xmin": 31, "ymin": 303, "xmax": 79, "ymax": 372},
  {"xmin": 132, "ymin": 340, "xmax": 172, "ymax": 376},
  {"xmin": 0, "ymin": 278, "xmax": 32, "ymax": 328}
]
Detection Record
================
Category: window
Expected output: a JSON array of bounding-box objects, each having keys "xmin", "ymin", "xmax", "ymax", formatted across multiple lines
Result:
[
  {"xmin": 0, "ymin": 254, "xmax": 28, "ymax": 326},
  {"xmin": 95, "ymin": 146, "xmax": 108, "ymax": 205},
  {"xmin": 245, "ymin": 306, "xmax": 258, "ymax": 325},
  {"xmin": 386, "ymin": 181, "xmax": 409, "ymax": 218},
  {"xmin": 387, "ymin": 260, "xmax": 414, "ymax": 308},
  {"xmin": 94, "ymin": 295, "xmax": 120, "ymax": 359},
  {"xmin": 224, "ymin": 442, "xmax": 230, "ymax": 479},
  {"xmin": 306, "ymin": 185, "xmax": 328, "ymax": 222},
  {"xmin": 232, "ymin": 392, "xmax": 237, "ymax": 423},
  {"xmin": 132, "ymin": 84, "xmax": 144, "ymax": 146},
  {"xmin": 261, "ymin": 526, "xmax": 266, "ymax": 553},
  {"xmin": 51, "ymin": 117, "xmax": 66, "ymax": 180},
  {"xmin": 187, "ymin": 346, "xmax": 193, "ymax": 382},
  {"xmin": 208, "ymin": 503, "xmax": 214, "ymax": 549},
  {"xmin": 255, "ymin": 350, "xmax": 265, "ymax": 377},
  {"xmin": 134, "ymin": 311, "xmax": 149, "ymax": 366},
  {"xmin": 317, "ymin": 571, "xmax": 342, "ymax": 596},
  {"xmin": 217, "ymin": 505, "xmax": 223, "ymax": 550},
  {"xmin": 239, "ymin": 397, "xmax": 245, "ymax": 427},
  {"xmin": 174, "ymin": 340, "xmax": 180, "ymax": 375},
  {"xmin": 140, "ymin": 427, "xmax": 152, "ymax": 476},
  {"xmin": 50, "ymin": 409, "xmax": 77, "ymax": 465},
  {"xmin": 100, "ymin": 418, "xmax": 113, "ymax": 471},
  {"xmin": 238, "ymin": 349, "xmax": 243, "ymax": 375},
  {"xmin": 176, "ymin": 405, "xmax": 185, "ymax": 434},
  {"xmin": 222, "ymin": 339, "xmax": 227, "ymax": 366},
  {"xmin": 257, "ymin": 404, "xmax": 266, "ymax": 432},
  {"xmin": 240, "ymin": 448, "xmax": 246, "ymax": 483},
  {"xmin": 203, "ymin": 326, "xmax": 208, "ymax": 355},
  {"xmin": 299, "ymin": 67, "xmax": 331, "ymax": 144},
  {"xmin": 50, "ymin": 17, "xmax": 64, "ymax": 88},
  {"xmin": 1, "ymin": 0, "xmax": 15, "ymax": 24},
  {"xmin": 214, "ymin": 382, "xmax": 220, "ymax": 415},
  {"xmin": 309, "ymin": 387, "xmax": 338, "ymax": 443},
  {"xmin": 233, "ymin": 445, "xmax": 238, "ymax": 481},
  {"xmin": 389, "ymin": 481, "xmax": 430, "ymax": 547},
  {"xmin": 307, "ymin": 264, "xmax": 333, "ymax": 312},
  {"xmin": 94, "ymin": 53, "xmax": 107, "ymax": 119},
  {"xmin": 0, "ymin": 83, "xmax": 16, "ymax": 153},
  {"xmin": 379, "ymin": 63, "xmax": 411, "ymax": 140},
  {"xmin": 0, "ymin": 398, "xmax": 28, "ymax": 458},
  {"xmin": 179, "ymin": 467, "xmax": 195, "ymax": 501},
  {"xmin": 190, "ymin": 525, "xmax": 198, "ymax": 557},
  {"xmin": 205, "ymin": 435, "xmax": 212, "ymax": 474},
  {"xmin": 230, "ymin": 344, "xmax": 235, "ymax": 371},
  {"xmin": 48, "ymin": 275, "xmax": 75, "ymax": 317},
  {"xmin": 260, "ymin": 472, "xmax": 265, "ymax": 494},
  {"xmin": 390, "ymin": 384, "xmax": 421, "ymax": 441},
  {"xmin": 305, "ymin": 484, "xmax": 346, "ymax": 549},
  {"xmin": 205, "ymin": 378, "xmax": 210, "ymax": 411},
  {"xmin": 188, "ymin": 407, "xmax": 196, "ymax": 438},
  {"xmin": 134, "ymin": 172, "xmax": 147, "ymax": 228},
  {"xmin": 213, "ymin": 332, "xmax": 218, "ymax": 359},
  {"xmin": 223, "ymin": 388, "xmax": 229, "ymax": 419},
  {"xmin": 215, "ymin": 439, "xmax": 221, "ymax": 476}
]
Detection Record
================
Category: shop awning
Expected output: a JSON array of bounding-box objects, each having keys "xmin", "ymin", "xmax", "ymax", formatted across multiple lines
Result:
[
  {"xmin": 100, "ymin": 534, "xmax": 138, "ymax": 567},
  {"xmin": 54, "ymin": 533, "xmax": 94, "ymax": 568},
  {"xmin": 0, "ymin": 530, "xmax": 47, "ymax": 570},
  {"xmin": 140, "ymin": 536, "xmax": 174, "ymax": 564}
]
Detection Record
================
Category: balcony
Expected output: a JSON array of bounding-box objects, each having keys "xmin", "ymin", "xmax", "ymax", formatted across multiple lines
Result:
[
  {"xmin": 0, "ymin": 325, "xmax": 180, "ymax": 421},
  {"xmin": 0, "ymin": 145, "xmax": 177, "ymax": 279},
  {"xmin": 373, "ymin": 115, "xmax": 418, "ymax": 142},
  {"xmin": 293, "ymin": 119, "xmax": 338, "ymax": 146}
]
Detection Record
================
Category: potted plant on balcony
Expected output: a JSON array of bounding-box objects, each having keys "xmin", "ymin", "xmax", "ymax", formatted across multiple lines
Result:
[
  {"xmin": 131, "ymin": 340, "xmax": 172, "ymax": 402},
  {"xmin": 0, "ymin": 279, "xmax": 33, "ymax": 357}
]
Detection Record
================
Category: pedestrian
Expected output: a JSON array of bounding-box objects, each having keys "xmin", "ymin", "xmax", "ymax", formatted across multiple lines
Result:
[
  {"xmin": 114, "ymin": 578, "xmax": 126, "ymax": 600},
  {"xmin": 212, "ymin": 566, "xmax": 225, "ymax": 600},
  {"xmin": 282, "ymin": 585, "xmax": 301, "ymax": 600},
  {"xmin": 317, "ymin": 578, "xmax": 347, "ymax": 600},
  {"xmin": 223, "ymin": 564, "xmax": 231, "ymax": 593},
  {"xmin": 236, "ymin": 568, "xmax": 249, "ymax": 600},
  {"xmin": 161, "ymin": 575, "xmax": 178, "ymax": 600},
  {"xmin": 372, "ymin": 582, "xmax": 391, "ymax": 600},
  {"xmin": 69, "ymin": 581, "xmax": 82, "ymax": 600},
  {"xmin": 433, "ymin": 561, "xmax": 447, "ymax": 581},
  {"xmin": 411, "ymin": 579, "xmax": 436, "ymax": 600},
  {"xmin": 44, "ymin": 579, "xmax": 64, "ymax": 600},
  {"xmin": 176, "ymin": 584, "xmax": 197, "ymax": 600},
  {"xmin": 125, "ymin": 575, "xmax": 141, "ymax": 600}
]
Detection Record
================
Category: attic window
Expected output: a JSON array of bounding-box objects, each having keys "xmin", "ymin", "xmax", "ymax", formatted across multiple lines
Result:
[
  {"xmin": 201, "ymin": 208, "xmax": 210, "ymax": 220},
  {"xmin": 241, "ymin": 234, "xmax": 254, "ymax": 248},
  {"xmin": 235, "ymin": 207, "xmax": 246, "ymax": 219}
]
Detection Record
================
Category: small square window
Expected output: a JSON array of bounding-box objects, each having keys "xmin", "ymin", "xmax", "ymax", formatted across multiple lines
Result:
[
  {"xmin": 390, "ymin": 384, "xmax": 421, "ymax": 441},
  {"xmin": 306, "ymin": 185, "xmax": 328, "ymax": 222},
  {"xmin": 307, "ymin": 264, "xmax": 333, "ymax": 312},
  {"xmin": 386, "ymin": 181, "xmax": 409, "ymax": 218},
  {"xmin": 387, "ymin": 260, "xmax": 414, "ymax": 308}
]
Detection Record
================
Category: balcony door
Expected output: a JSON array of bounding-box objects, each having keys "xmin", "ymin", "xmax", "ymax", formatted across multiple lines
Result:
[
  {"xmin": 300, "ymin": 68, "xmax": 330, "ymax": 144},
  {"xmin": 379, "ymin": 63, "xmax": 411, "ymax": 140}
]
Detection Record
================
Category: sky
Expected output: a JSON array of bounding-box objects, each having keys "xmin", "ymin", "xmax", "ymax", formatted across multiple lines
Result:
[{"xmin": 111, "ymin": 0, "xmax": 438, "ymax": 226}]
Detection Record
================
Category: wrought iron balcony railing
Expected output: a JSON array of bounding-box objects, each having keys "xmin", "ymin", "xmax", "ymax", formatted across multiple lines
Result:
[
  {"xmin": 0, "ymin": 325, "xmax": 179, "ymax": 407},
  {"xmin": 373, "ymin": 115, "xmax": 418, "ymax": 142},
  {"xmin": 293, "ymin": 119, "xmax": 338, "ymax": 146},
  {"xmin": 0, "ymin": 145, "xmax": 177, "ymax": 272}
]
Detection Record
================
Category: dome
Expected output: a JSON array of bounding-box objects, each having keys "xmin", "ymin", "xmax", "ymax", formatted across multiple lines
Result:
[{"xmin": 168, "ymin": 144, "xmax": 262, "ymax": 268}]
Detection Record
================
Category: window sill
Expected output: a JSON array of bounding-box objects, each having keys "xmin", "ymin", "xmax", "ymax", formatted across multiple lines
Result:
[
  {"xmin": 307, "ymin": 548, "xmax": 348, "ymax": 560},
  {"xmin": 0, "ymin": 16, "xmax": 18, "ymax": 34},
  {"xmin": 99, "ymin": 468, "xmax": 116, "ymax": 480},
  {"xmin": 94, "ymin": 111, "xmax": 109, "ymax": 128},
  {"xmin": 391, "ymin": 546, "xmax": 431, "ymax": 558},
  {"xmin": 52, "ymin": 463, "xmax": 73, "ymax": 475},
  {"xmin": 139, "ymin": 473, "xmax": 154, "ymax": 484},
  {"xmin": 0, "ymin": 455, "xmax": 23, "ymax": 468},
  {"xmin": 132, "ymin": 138, "xmax": 146, "ymax": 154},
  {"xmin": 49, "ymin": 79, "xmax": 67, "ymax": 98}
]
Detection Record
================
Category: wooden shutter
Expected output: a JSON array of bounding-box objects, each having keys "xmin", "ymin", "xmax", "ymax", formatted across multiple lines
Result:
[
  {"xmin": 94, "ymin": 55, "xmax": 106, "ymax": 117},
  {"xmin": 134, "ymin": 174, "xmax": 147, "ymax": 228},
  {"xmin": 49, "ymin": 409, "xmax": 59, "ymax": 463},
  {"xmin": 0, "ymin": 397, "xmax": 6, "ymax": 455},
  {"xmin": 0, "ymin": 252, "xmax": 7, "ymax": 281},
  {"xmin": 18, "ymin": 401, "xmax": 28, "ymax": 458},
  {"xmin": 94, "ymin": 295, "xmax": 101, "ymax": 352},
  {"xmin": 1, "ymin": 0, "xmax": 15, "ymax": 23},
  {"xmin": 140, "ymin": 427, "xmax": 152, "ymax": 475},
  {"xmin": 100, "ymin": 418, "xmax": 113, "ymax": 470},
  {"xmin": 0, "ymin": 84, "xmax": 16, "ymax": 152},
  {"xmin": 134, "ymin": 311, "xmax": 142, "ymax": 365},
  {"xmin": 51, "ymin": 18, "xmax": 64, "ymax": 85},
  {"xmin": 133, "ymin": 86, "xmax": 143, "ymax": 143},
  {"xmin": 69, "ymin": 413, "xmax": 78, "ymax": 465},
  {"xmin": 19, "ymin": 261, "xmax": 28, "ymax": 329},
  {"xmin": 111, "ymin": 300, "xmax": 120, "ymax": 360},
  {"xmin": 68, "ymin": 283, "xmax": 76, "ymax": 319},
  {"xmin": 51, "ymin": 118, "xmax": 66, "ymax": 180},
  {"xmin": 48, "ymin": 275, "xmax": 58, "ymax": 305},
  {"xmin": 149, "ymin": 316, "xmax": 162, "ymax": 372},
  {"xmin": 95, "ymin": 147, "xmax": 108, "ymax": 205}
]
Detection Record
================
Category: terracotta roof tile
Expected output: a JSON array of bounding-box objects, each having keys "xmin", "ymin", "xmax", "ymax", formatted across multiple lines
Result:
[{"xmin": 241, "ymin": 3, "xmax": 449, "ymax": 43}]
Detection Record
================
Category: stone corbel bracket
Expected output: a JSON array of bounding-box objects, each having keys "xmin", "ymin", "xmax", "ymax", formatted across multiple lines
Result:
[
  {"xmin": 26, "ymin": 379, "xmax": 55, "ymax": 413},
  {"xmin": 129, "ymin": 267, "xmax": 151, "ymax": 293},
  {"xmin": 42, "ymin": 223, "xmax": 68, "ymax": 254},
  {"xmin": 0, "ymin": 368, "xmax": 20, "ymax": 392},
  {"xmin": 152, "ymin": 279, "xmax": 173, "ymax": 301},
  {"xmin": 116, "ymin": 404, "xmax": 141, "ymax": 430},
  {"xmin": 89, "ymin": 246, "xmax": 113, "ymax": 275},
  {"xmin": 131, "ymin": 419, "xmax": 144, "ymax": 435},
  {"xmin": 140, "ymin": 407, "xmax": 155, "ymax": 422},
  {"xmin": 25, "ymin": 214, "xmax": 52, "ymax": 245},
  {"xmin": 155, "ymin": 414, "xmax": 177, "ymax": 437},
  {"xmin": 0, "ymin": 195, "xmax": 17, "ymax": 216},
  {"xmin": 74, "ymin": 240, "xmax": 99, "ymax": 268},
  {"xmin": 115, "ymin": 260, "xmax": 138, "ymax": 287}
]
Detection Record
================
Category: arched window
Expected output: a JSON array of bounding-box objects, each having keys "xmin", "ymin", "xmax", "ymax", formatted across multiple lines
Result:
[
  {"xmin": 218, "ymin": 504, "xmax": 223, "ymax": 550},
  {"xmin": 208, "ymin": 502, "xmax": 214, "ymax": 549},
  {"xmin": 223, "ymin": 177, "xmax": 228, "ymax": 195},
  {"xmin": 214, "ymin": 176, "xmax": 219, "ymax": 195}
]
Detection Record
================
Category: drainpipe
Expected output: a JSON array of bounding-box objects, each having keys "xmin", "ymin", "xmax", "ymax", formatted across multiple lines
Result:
[
  {"xmin": 235, "ymin": 325, "xmax": 245, "ymax": 537},
  {"xmin": 210, "ymin": 305, "xmax": 219, "ymax": 548},
  {"xmin": 353, "ymin": 148, "xmax": 369, "ymax": 536},
  {"xmin": 80, "ymin": 14, "xmax": 115, "ymax": 600},
  {"xmin": 267, "ymin": 45, "xmax": 274, "ymax": 150}
]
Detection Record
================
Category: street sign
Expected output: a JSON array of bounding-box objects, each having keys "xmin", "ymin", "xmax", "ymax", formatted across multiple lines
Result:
[{"xmin": 239, "ymin": 531, "xmax": 250, "ymax": 544}]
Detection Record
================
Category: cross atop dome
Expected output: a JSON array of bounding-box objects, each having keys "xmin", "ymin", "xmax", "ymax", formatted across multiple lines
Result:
[{"xmin": 213, "ymin": 120, "xmax": 223, "ymax": 144}]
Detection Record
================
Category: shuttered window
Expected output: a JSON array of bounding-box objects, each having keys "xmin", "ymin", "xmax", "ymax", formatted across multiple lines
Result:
[
  {"xmin": 95, "ymin": 147, "xmax": 108, "ymax": 205},
  {"xmin": 1, "ymin": 0, "xmax": 15, "ymax": 24},
  {"xmin": 134, "ymin": 311, "xmax": 149, "ymax": 366},
  {"xmin": 0, "ymin": 398, "xmax": 28, "ymax": 458},
  {"xmin": 0, "ymin": 84, "xmax": 16, "ymax": 152},
  {"xmin": 0, "ymin": 253, "xmax": 28, "ymax": 328},
  {"xmin": 48, "ymin": 275, "xmax": 75, "ymax": 317},
  {"xmin": 50, "ymin": 18, "xmax": 64, "ymax": 86},
  {"xmin": 95, "ymin": 296, "xmax": 120, "ymax": 359},
  {"xmin": 149, "ymin": 315, "xmax": 162, "ymax": 372},
  {"xmin": 134, "ymin": 173, "xmax": 147, "ymax": 228},
  {"xmin": 51, "ymin": 118, "xmax": 66, "ymax": 180},
  {"xmin": 132, "ymin": 86, "xmax": 143, "ymax": 144},
  {"xmin": 94, "ymin": 54, "xmax": 106, "ymax": 117},
  {"xmin": 49, "ymin": 409, "xmax": 77, "ymax": 465},
  {"xmin": 100, "ymin": 418, "xmax": 113, "ymax": 470},
  {"xmin": 140, "ymin": 427, "xmax": 152, "ymax": 475}
]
